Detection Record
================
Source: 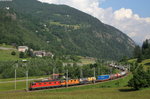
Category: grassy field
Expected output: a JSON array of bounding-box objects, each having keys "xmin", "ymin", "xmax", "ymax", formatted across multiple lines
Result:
[
  {"xmin": 1, "ymin": 87, "xmax": 150, "ymax": 99},
  {"xmin": 0, "ymin": 81, "xmax": 150, "ymax": 98},
  {"xmin": 80, "ymin": 57, "xmax": 96, "ymax": 65},
  {"xmin": 0, "ymin": 81, "xmax": 28, "ymax": 91},
  {"xmin": 140, "ymin": 59, "xmax": 150, "ymax": 70},
  {"xmin": 0, "ymin": 49, "xmax": 20, "ymax": 61},
  {"xmin": 0, "ymin": 44, "xmax": 21, "ymax": 61},
  {"xmin": 128, "ymin": 59, "xmax": 137, "ymax": 63},
  {"xmin": 128, "ymin": 58, "xmax": 150, "ymax": 70},
  {"xmin": 0, "ymin": 50, "xmax": 19, "ymax": 61}
]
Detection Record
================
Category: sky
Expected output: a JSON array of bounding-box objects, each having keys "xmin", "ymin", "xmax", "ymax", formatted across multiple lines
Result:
[
  {"xmin": 101, "ymin": 0, "xmax": 150, "ymax": 18},
  {"xmin": 38, "ymin": 0, "xmax": 150, "ymax": 45}
]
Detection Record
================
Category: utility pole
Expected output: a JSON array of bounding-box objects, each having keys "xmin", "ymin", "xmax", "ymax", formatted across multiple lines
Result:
[
  {"xmin": 66, "ymin": 69, "xmax": 68, "ymax": 88},
  {"xmin": 15, "ymin": 69, "xmax": 16, "ymax": 90},
  {"xmin": 93, "ymin": 67, "xmax": 95, "ymax": 84},
  {"xmin": 49, "ymin": 71, "xmax": 51, "ymax": 79},
  {"xmin": 110, "ymin": 67, "xmax": 112, "ymax": 80},
  {"xmin": 26, "ymin": 70, "xmax": 28, "ymax": 91},
  {"xmin": 14, "ymin": 62, "xmax": 18, "ymax": 90},
  {"xmin": 100, "ymin": 62, "xmax": 102, "ymax": 75},
  {"xmin": 98, "ymin": 67, "xmax": 100, "ymax": 75},
  {"xmin": 22, "ymin": 59, "xmax": 28, "ymax": 91},
  {"xmin": 80, "ymin": 67, "xmax": 83, "ymax": 78},
  {"xmin": 53, "ymin": 68, "xmax": 55, "ymax": 79},
  {"xmin": 128, "ymin": 65, "xmax": 130, "ymax": 72},
  {"xmin": 110, "ymin": 67, "xmax": 112, "ymax": 75}
]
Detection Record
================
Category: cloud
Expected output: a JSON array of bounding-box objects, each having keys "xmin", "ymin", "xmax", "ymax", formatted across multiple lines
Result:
[
  {"xmin": 38, "ymin": 0, "xmax": 150, "ymax": 44},
  {"xmin": 128, "ymin": 32, "xmax": 137, "ymax": 38},
  {"xmin": 114, "ymin": 8, "xmax": 133, "ymax": 20}
]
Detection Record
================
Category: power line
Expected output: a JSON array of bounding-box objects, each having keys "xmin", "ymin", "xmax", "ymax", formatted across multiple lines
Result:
[
  {"xmin": 80, "ymin": 67, "xmax": 83, "ymax": 78},
  {"xmin": 53, "ymin": 68, "xmax": 55, "ymax": 79},
  {"xmin": 93, "ymin": 67, "xmax": 95, "ymax": 84}
]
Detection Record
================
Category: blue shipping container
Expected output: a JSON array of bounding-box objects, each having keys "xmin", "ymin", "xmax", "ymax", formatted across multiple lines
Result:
[{"xmin": 97, "ymin": 75, "xmax": 110, "ymax": 80}]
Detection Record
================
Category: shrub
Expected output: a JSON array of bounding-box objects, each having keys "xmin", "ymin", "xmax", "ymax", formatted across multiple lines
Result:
[{"xmin": 11, "ymin": 51, "xmax": 16, "ymax": 56}]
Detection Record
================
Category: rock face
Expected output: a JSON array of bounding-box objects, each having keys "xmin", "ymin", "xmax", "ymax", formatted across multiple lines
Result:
[{"xmin": 0, "ymin": 0, "xmax": 135, "ymax": 60}]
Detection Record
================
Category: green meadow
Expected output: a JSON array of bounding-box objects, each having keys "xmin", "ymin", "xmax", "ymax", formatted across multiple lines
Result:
[
  {"xmin": 0, "ymin": 44, "xmax": 28, "ymax": 61},
  {"xmin": 0, "ymin": 87, "xmax": 149, "ymax": 99},
  {"xmin": 128, "ymin": 58, "xmax": 150, "ymax": 70},
  {"xmin": 80, "ymin": 57, "xmax": 96, "ymax": 65}
]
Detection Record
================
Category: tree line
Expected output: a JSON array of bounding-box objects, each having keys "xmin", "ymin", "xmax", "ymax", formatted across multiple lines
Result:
[
  {"xmin": 133, "ymin": 39, "xmax": 150, "ymax": 63},
  {"xmin": 0, "ymin": 57, "xmax": 115, "ymax": 79}
]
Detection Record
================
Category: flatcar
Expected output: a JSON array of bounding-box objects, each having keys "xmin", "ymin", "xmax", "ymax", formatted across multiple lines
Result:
[
  {"xmin": 61, "ymin": 79, "xmax": 80, "ymax": 86},
  {"xmin": 79, "ymin": 78, "xmax": 89, "ymax": 84},
  {"xmin": 119, "ymin": 71, "xmax": 127, "ymax": 77},
  {"xmin": 96, "ymin": 75, "xmax": 110, "ymax": 82},
  {"xmin": 80, "ymin": 77, "xmax": 96, "ymax": 84},
  {"xmin": 110, "ymin": 73, "xmax": 120, "ymax": 79}
]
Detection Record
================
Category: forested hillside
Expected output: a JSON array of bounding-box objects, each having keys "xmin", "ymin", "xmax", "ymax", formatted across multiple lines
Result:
[{"xmin": 0, "ymin": 0, "xmax": 135, "ymax": 60}]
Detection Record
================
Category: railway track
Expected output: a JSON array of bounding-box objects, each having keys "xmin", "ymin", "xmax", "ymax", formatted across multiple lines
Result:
[{"xmin": 0, "ymin": 73, "xmax": 129, "ymax": 94}]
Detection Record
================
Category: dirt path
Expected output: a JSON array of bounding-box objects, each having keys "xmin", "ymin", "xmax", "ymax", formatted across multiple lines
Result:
[
  {"xmin": 0, "ymin": 47, "xmax": 16, "ymax": 50},
  {"xmin": 0, "ymin": 79, "xmax": 37, "ymax": 84}
]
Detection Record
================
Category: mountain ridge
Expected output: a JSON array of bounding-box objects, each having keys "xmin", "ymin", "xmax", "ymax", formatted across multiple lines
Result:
[{"xmin": 0, "ymin": 0, "xmax": 135, "ymax": 60}]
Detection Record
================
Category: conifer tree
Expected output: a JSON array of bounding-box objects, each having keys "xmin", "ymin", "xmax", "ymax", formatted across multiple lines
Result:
[{"xmin": 128, "ymin": 65, "xmax": 148, "ymax": 90}]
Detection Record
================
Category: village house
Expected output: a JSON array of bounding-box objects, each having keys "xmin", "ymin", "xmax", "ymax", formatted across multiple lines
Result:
[
  {"xmin": 33, "ymin": 51, "xmax": 46, "ymax": 57},
  {"xmin": 18, "ymin": 46, "xmax": 28, "ymax": 52},
  {"xmin": 33, "ymin": 51, "xmax": 54, "ymax": 58},
  {"xmin": 45, "ymin": 52, "xmax": 54, "ymax": 58}
]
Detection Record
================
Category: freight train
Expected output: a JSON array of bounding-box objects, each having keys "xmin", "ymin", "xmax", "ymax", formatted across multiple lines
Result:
[{"xmin": 29, "ymin": 64, "xmax": 128, "ymax": 90}]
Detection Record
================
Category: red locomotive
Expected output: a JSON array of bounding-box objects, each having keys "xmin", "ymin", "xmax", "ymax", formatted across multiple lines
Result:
[{"xmin": 29, "ymin": 80, "xmax": 61, "ymax": 90}]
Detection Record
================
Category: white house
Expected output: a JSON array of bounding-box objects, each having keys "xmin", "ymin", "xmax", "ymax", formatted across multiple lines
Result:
[{"xmin": 18, "ymin": 46, "xmax": 28, "ymax": 52}]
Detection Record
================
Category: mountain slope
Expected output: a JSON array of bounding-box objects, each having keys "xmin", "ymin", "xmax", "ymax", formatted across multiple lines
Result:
[{"xmin": 0, "ymin": 0, "xmax": 135, "ymax": 60}]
